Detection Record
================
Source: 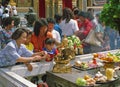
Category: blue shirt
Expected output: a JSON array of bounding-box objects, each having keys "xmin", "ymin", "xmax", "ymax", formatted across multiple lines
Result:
[
  {"xmin": 54, "ymin": 24, "xmax": 62, "ymax": 37},
  {"xmin": 0, "ymin": 40, "xmax": 33, "ymax": 67}
]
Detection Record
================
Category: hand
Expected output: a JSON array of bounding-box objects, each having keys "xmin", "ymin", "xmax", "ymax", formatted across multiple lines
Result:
[
  {"xmin": 24, "ymin": 63, "xmax": 33, "ymax": 71},
  {"xmin": 32, "ymin": 55, "xmax": 43, "ymax": 61}
]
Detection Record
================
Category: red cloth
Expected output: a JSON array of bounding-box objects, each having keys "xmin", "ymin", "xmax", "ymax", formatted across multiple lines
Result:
[
  {"xmin": 62, "ymin": 0, "xmax": 72, "ymax": 9},
  {"xmin": 37, "ymin": 82, "xmax": 48, "ymax": 87},
  {"xmin": 31, "ymin": 32, "xmax": 53, "ymax": 52},
  {"xmin": 78, "ymin": 19, "xmax": 93, "ymax": 41}
]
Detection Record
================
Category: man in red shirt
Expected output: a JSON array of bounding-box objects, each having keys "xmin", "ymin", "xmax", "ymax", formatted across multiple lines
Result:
[{"xmin": 77, "ymin": 11, "xmax": 93, "ymax": 54}]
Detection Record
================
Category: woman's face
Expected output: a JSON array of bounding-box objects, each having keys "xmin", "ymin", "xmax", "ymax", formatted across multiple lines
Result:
[
  {"xmin": 17, "ymin": 32, "xmax": 27, "ymax": 44},
  {"xmin": 9, "ymin": 20, "xmax": 14, "ymax": 30},
  {"xmin": 39, "ymin": 26, "xmax": 47, "ymax": 35}
]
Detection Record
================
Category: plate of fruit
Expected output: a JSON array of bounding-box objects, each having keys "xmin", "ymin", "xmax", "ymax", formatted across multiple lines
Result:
[
  {"xmin": 73, "ymin": 60, "xmax": 102, "ymax": 71},
  {"xmin": 76, "ymin": 75, "xmax": 96, "ymax": 87},
  {"xmin": 94, "ymin": 71, "xmax": 119, "ymax": 84}
]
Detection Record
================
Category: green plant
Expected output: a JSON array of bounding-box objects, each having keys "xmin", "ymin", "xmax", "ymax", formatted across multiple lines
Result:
[{"xmin": 100, "ymin": 0, "xmax": 120, "ymax": 32}]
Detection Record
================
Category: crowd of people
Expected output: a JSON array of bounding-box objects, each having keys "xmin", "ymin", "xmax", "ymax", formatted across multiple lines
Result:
[
  {"xmin": 0, "ymin": 6, "xmax": 120, "ymax": 68},
  {"xmin": 0, "ymin": 2, "xmax": 120, "ymax": 86}
]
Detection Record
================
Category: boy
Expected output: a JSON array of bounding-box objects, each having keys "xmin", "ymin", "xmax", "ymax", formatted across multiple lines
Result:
[{"xmin": 43, "ymin": 38, "xmax": 58, "ymax": 62}]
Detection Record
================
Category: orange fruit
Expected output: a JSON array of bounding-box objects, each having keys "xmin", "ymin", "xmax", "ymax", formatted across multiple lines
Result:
[
  {"xmin": 93, "ymin": 53, "xmax": 98, "ymax": 58},
  {"xmin": 84, "ymin": 75, "xmax": 91, "ymax": 80}
]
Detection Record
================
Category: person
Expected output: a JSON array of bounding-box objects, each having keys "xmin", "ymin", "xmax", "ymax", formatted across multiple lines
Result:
[
  {"xmin": 0, "ymin": 28, "xmax": 47, "ymax": 68},
  {"xmin": 0, "ymin": 17, "xmax": 14, "ymax": 50},
  {"xmin": 42, "ymin": 38, "xmax": 58, "ymax": 62},
  {"xmin": 47, "ymin": 17, "xmax": 61, "ymax": 44},
  {"xmin": 12, "ymin": 6, "xmax": 17, "ymax": 16},
  {"xmin": 77, "ymin": 11, "xmax": 93, "ymax": 54},
  {"xmin": 2, "ymin": 9, "xmax": 9, "ymax": 19},
  {"xmin": 59, "ymin": 8, "xmax": 79, "ymax": 37},
  {"xmin": 24, "ymin": 29, "xmax": 34, "ymax": 51},
  {"xmin": 54, "ymin": 13, "xmax": 62, "ymax": 38},
  {"xmin": 31, "ymin": 18, "xmax": 53, "ymax": 52}
]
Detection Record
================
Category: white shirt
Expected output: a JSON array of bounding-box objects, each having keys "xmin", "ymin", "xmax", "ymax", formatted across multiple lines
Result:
[
  {"xmin": 51, "ymin": 29, "xmax": 61, "ymax": 43},
  {"xmin": 2, "ymin": 13, "xmax": 9, "ymax": 19},
  {"xmin": 59, "ymin": 19, "xmax": 79, "ymax": 36}
]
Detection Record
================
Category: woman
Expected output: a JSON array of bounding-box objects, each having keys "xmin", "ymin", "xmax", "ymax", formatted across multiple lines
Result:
[
  {"xmin": 0, "ymin": 28, "xmax": 47, "ymax": 67},
  {"xmin": 0, "ymin": 17, "xmax": 14, "ymax": 50},
  {"xmin": 59, "ymin": 8, "xmax": 79, "ymax": 37},
  {"xmin": 31, "ymin": 18, "xmax": 53, "ymax": 52}
]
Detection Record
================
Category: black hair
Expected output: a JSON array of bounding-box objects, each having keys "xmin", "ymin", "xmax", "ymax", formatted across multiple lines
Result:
[
  {"xmin": 73, "ymin": 9, "xmax": 79, "ymax": 15},
  {"xmin": 54, "ymin": 13, "xmax": 62, "ymax": 23},
  {"xmin": 33, "ymin": 18, "xmax": 48, "ymax": 37},
  {"xmin": 2, "ymin": 17, "xmax": 14, "ymax": 28},
  {"xmin": 78, "ymin": 11, "xmax": 87, "ymax": 18},
  {"xmin": 62, "ymin": 8, "xmax": 73, "ymax": 23},
  {"xmin": 11, "ymin": 27, "xmax": 28, "ymax": 40},
  {"xmin": 4, "ymin": 9, "xmax": 8, "ymax": 13},
  {"xmin": 45, "ymin": 38, "xmax": 55, "ymax": 45},
  {"xmin": 47, "ymin": 17, "xmax": 55, "ymax": 24},
  {"xmin": 86, "ymin": 12, "xmax": 94, "ymax": 21},
  {"xmin": 26, "ymin": 29, "xmax": 33, "ymax": 35}
]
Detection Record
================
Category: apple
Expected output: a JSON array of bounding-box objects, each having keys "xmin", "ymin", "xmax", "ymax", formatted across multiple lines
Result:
[{"xmin": 76, "ymin": 78, "xmax": 86, "ymax": 86}]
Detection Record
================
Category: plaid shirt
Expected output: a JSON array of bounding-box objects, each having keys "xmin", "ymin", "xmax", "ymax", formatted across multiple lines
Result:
[{"xmin": 0, "ymin": 29, "xmax": 12, "ymax": 50}]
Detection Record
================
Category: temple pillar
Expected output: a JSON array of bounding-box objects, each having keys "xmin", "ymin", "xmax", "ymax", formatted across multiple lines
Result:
[
  {"xmin": 39, "ymin": 0, "xmax": 45, "ymax": 18},
  {"xmin": 77, "ymin": 0, "xmax": 87, "ymax": 11},
  {"xmin": 54, "ymin": 0, "xmax": 58, "ymax": 14},
  {"xmin": 87, "ymin": 0, "xmax": 93, "ymax": 6}
]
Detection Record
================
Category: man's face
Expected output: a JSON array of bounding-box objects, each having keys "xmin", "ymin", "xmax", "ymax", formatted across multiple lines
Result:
[{"xmin": 48, "ymin": 23, "xmax": 54, "ymax": 32}]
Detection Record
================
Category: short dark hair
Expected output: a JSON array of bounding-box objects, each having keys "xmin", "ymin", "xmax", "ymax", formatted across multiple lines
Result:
[
  {"xmin": 47, "ymin": 17, "xmax": 55, "ymax": 24},
  {"xmin": 45, "ymin": 38, "xmax": 55, "ymax": 45},
  {"xmin": 2, "ymin": 17, "xmax": 14, "ymax": 28},
  {"xmin": 78, "ymin": 11, "xmax": 87, "ymax": 18},
  {"xmin": 54, "ymin": 14, "xmax": 62, "ymax": 23},
  {"xmin": 33, "ymin": 18, "xmax": 48, "ymax": 37},
  {"xmin": 26, "ymin": 29, "xmax": 33, "ymax": 36},
  {"xmin": 73, "ymin": 9, "xmax": 79, "ymax": 15},
  {"xmin": 11, "ymin": 27, "xmax": 28, "ymax": 40}
]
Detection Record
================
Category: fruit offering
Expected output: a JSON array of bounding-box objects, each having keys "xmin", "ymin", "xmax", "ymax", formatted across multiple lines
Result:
[
  {"xmin": 75, "ymin": 61, "xmax": 89, "ymax": 69},
  {"xmin": 76, "ymin": 78, "xmax": 87, "ymax": 86},
  {"xmin": 76, "ymin": 76, "xmax": 96, "ymax": 86},
  {"xmin": 93, "ymin": 51, "xmax": 120, "ymax": 62},
  {"xmin": 94, "ymin": 71, "xmax": 107, "ymax": 82},
  {"xmin": 67, "ymin": 35, "xmax": 81, "ymax": 47}
]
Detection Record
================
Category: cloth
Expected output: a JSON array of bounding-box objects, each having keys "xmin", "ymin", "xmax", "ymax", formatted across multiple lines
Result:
[
  {"xmin": 31, "ymin": 32, "xmax": 53, "ymax": 52},
  {"xmin": 25, "ymin": 42, "xmax": 34, "ymax": 51},
  {"xmin": 51, "ymin": 29, "xmax": 61, "ymax": 43},
  {"xmin": 0, "ymin": 40, "xmax": 33, "ymax": 67},
  {"xmin": 0, "ymin": 28, "xmax": 12, "ymax": 50},
  {"xmin": 77, "ymin": 19, "xmax": 93, "ymax": 41},
  {"xmin": 54, "ymin": 23, "xmax": 62, "ymax": 37},
  {"xmin": 59, "ymin": 19, "xmax": 79, "ymax": 36}
]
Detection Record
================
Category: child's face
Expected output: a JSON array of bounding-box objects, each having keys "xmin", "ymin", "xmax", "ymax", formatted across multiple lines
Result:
[
  {"xmin": 46, "ymin": 44, "xmax": 55, "ymax": 51},
  {"xmin": 25, "ymin": 34, "xmax": 32, "ymax": 45}
]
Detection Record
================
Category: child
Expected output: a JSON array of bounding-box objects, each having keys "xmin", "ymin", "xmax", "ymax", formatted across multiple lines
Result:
[
  {"xmin": 25, "ymin": 29, "xmax": 34, "ymax": 51},
  {"xmin": 43, "ymin": 38, "xmax": 58, "ymax": 62},
  {"xmin": 24, "ymin": 29, "xmax": 34, "ymax": 71}
]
